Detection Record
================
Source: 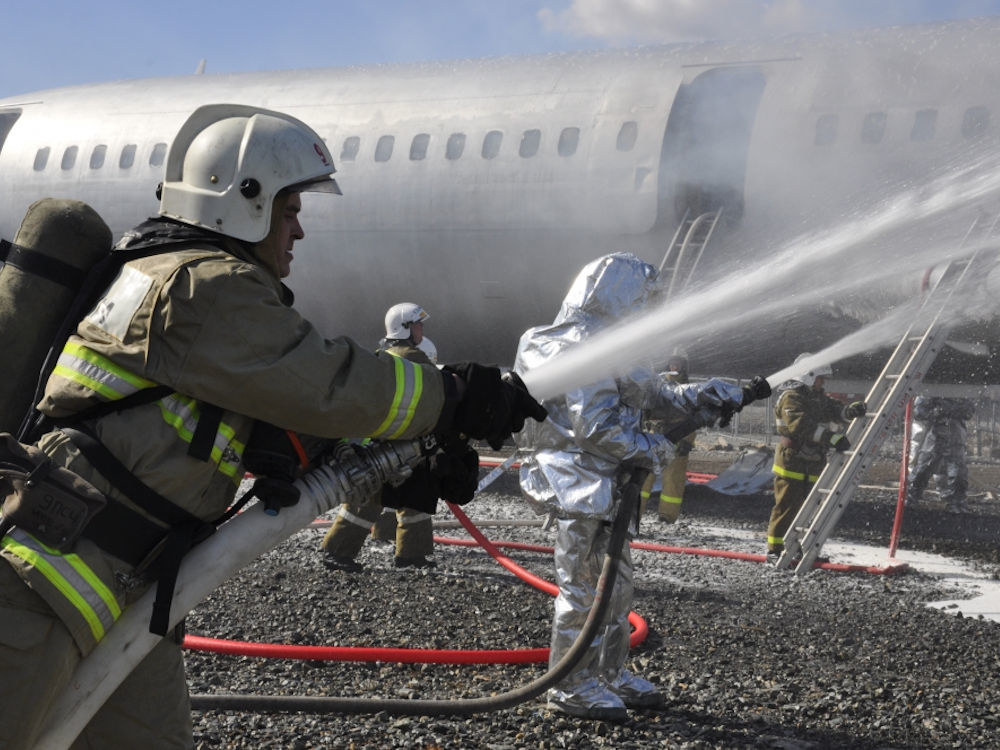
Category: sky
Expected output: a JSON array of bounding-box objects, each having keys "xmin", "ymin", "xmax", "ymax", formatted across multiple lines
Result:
[{"xmin": 4, "ymin": 0, "xmax": 1000, "ymax": 98}]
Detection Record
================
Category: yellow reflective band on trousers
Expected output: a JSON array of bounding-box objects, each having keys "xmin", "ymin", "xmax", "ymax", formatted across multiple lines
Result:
[
  {"xmin": 371, "ymin": 355, "xmax": 424, "ymax": 439},
  {"xmin": 767, "ymin": 534, "xmax": 784, "ymax": 546},
  {"xmin": 2, "ymin": 528, "xmax": 120, "ymax": 642},
  {"xmin": 158, "ymin": 394, "xmax": 244, "ymax": 481},
  {"xmin": 54, "ymin": 341, "xmax": 159, "ymax": 401},
  {"xmin": 772, "ymin": 463, "xmax": 820, "ymax": 483},
  {"xmin": 660, "ymin": 494, "xmax": 683, "ymax": 505}
]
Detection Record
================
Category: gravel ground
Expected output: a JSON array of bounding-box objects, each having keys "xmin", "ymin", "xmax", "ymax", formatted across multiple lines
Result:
[{"xmin": 184, "ymin": 461, "xmax": 1000, "ymax": 750}]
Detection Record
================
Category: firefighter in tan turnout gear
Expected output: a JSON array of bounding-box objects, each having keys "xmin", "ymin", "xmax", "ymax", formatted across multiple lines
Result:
[
  {"xmin": 0, "ymin": 104, "xmax": 546, "ymax": 750},
  {"xmin": 640, "ymin": 351, "xmax": 696, "ymax": 523},
  {"xmin": 768, "ymin": 353, "xmax": 866, "ymax": 560},
  {"xmin": 322, "ymin": 303, "xmax": 442, "ymax": 570}
]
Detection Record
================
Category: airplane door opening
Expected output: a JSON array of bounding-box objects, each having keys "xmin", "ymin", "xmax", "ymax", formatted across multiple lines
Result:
[
  {"xmin": 657, "ymin": 68, "xmax": 765, "ymax": 228},
  {"xmin": 0, "ymin": 111, "xmax": 20, "ymax": 159}
]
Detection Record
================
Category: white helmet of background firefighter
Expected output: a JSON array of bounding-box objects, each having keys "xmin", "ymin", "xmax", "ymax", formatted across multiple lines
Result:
[
  {"xmin": 385, "ymin": 302, "xmax": 429, "ymax": 341},
  {"xmin": 158, "ymin": 103, "xmax": 341, "ymax": 243},
  {"xmin": 792, "ymin": 352, "xmax": 832, "ymax": 387}
]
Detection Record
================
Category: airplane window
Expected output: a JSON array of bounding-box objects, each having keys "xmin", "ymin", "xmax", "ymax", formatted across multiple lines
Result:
[
  {"xmin": 33, "ymin": 147, "xmax": 49, "ymax": 171},
  {"xmin": 410, "ymin": 133, "xmax": 430, "ymax": 161},
  {"xmin": 482, "ymin": 130, "xmax": 502, "ymax": 159},
  {"xmin": 61, "ymin": 146, "xmax": 78, "ymax": 170},
  {"xmin": 446, "ymin": 133, "xmax": 466, "ymax": 160},
  {"xmin": 119, "ymin": 144, "xmax": 137, "ymax": 169},
  {"xmin": 90, "ymin": 145, "xmax": 107, "ymax": 169},
  {"xmin": 861, "ymin": 112, "xmax": 886, "ymax": 144},
  {"xmin": 962, "ymin": 106, "xmax": 990, "ymax": 138},
  {"xmin": 815, "ymin": 114, "xmax": 838, "ymax": 146},
  {"xmin": 149, "ymin": 143, "xmax": 167, "ymax": 167},
  {"xmin": 341, "ymin": 136, "xmax": 360, "ymax": 161},
  {"xmin": 558, "ymin": 127, "xmax": 580, "ymax": 157},
  {"xmin": 519, "ymin": 129, "xmax": 541, "ymax": 158},
  {"xmin": 375, "ymin": 135, "xmax": 394, "ymax": 162},
  {"xmin": 616, "ymin": 121, "xmax": 638, "ymax": 151},
  {"xmin": 911, "ymin": 109, "xmax": 937, "ymax": 141}
]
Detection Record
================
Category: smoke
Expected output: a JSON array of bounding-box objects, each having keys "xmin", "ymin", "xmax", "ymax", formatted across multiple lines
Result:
[{"xmin": 538, "ymin": 0, "xmax": 1000, "ymax": 44}]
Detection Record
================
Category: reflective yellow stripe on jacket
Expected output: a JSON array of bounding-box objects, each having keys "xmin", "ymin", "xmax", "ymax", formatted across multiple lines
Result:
[
  {"xmin": 371, "ymin": 354, "xmax": 425, "ymax": 439},
  {"xmin": 771, "ymin": 463, "xmax": 821, "ymax": 483},
  {"xmin": 1, "ymin": 528, "xmax": 121, "ymax": 642},
  {"xmin": 158, "ymin": 394, "xmax": 244, "ymax": 480},
  {"xmin": 54, "ymin": 342, "xmax": 244, "ymax": 482}
]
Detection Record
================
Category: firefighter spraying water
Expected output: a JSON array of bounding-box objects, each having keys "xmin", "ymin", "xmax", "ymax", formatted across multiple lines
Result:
[{"xmin": 0, "ymin": 103, "xmax": 546, "ymax": 750}]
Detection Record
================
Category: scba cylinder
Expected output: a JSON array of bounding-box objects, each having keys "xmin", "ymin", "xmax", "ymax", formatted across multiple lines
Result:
[{"xmin": 0, "ymin": 198, "xmax": 112, "ymax": 433}]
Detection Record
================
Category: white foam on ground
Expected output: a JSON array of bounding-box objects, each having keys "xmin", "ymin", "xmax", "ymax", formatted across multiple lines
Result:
[{"xmin": 687, "ymin": 522, "xmax": 1000, "ymax": 624}]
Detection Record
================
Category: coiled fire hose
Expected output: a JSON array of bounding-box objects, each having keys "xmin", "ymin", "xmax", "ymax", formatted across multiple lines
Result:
[{"xmin": 187, "ymin": 468, "xmax": 649, "ymax": 716}]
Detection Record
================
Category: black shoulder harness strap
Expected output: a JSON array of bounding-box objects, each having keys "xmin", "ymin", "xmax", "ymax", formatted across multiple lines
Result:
[{"xmin": 0, "ymin": 239, "xmax": 84, "ymax": 291}]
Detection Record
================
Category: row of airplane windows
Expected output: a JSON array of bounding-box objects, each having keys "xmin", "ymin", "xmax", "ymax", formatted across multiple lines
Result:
[
  {"xmin": 30, "ymin": 106, "xmax": 991, "ymax": 172},
  {"xmin": 31, "ymin": 121, "xmax": 642, "ymax": 173},
  {"xmin": 816, "ymin": 105, "xmax": 992, "ymax": 145}
]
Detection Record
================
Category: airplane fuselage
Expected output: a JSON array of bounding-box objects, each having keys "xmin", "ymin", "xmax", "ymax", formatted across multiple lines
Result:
[{"xmin": 2, "ymin": 18, "xmax": 1000, "ymax": 377}]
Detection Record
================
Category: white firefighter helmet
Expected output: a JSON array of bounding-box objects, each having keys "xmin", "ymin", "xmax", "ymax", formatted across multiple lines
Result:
[
  {"xmin": 792, "ymin": 352, "xmax": 832, "ymax": 387},
  {"xmin": 158, "ymin": 103, "xmax": 341, "ymax": 243},
  {"xmin": 384, "ymin": 302, "xmax": 429, "ymax": 340},
  {"xmin": 417, "ymin": 336, "xmax": 438, "ymax": 364}
]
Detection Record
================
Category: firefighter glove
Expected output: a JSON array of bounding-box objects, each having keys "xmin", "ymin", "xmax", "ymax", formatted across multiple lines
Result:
[
  {"xmin": 829, "ymin": 433, "xmax": 851, "ymax": 452},
  {"xmin": 251, "ymin": 477, "xmax": 301, "ymax": 516},
  {"xmin": 432, "ymin": 443, "xmax": 480, "ymax": 506},
  {"xmin": 843, "ymin": 401, "xmax": 867, "ymax": 420},
  {"xmin": 741, "ymin": 376, "xmax": 772, "ymax": 405},
  {"xmin": 382, "ymin": 464, "xmax": 439, "ymax": 515},
  {"xmin": 444, "ymin": 363, "xmax": 547, "ymax": 449}
]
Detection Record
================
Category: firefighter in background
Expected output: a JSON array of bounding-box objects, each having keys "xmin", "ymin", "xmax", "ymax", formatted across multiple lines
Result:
[
  {"xmin": 516, "ymin": 252, "xmax": 768, "ymax": 721},
  {"xmin": 640, "ymin": 350, "xmax": 696, "ymax": 523},
  {"xmin": 768, "ymin": 353, "xmax": 867, "ymax": 559},
  {"xmin": 907, "ymin": 395, "xmax": 975, "ymax": 514},
  {"xmin": 322, "ymin": 303, "xmax": 441, "ymax": 570},
  {"xmin": 0, "ymin": 105, "xmax": 545, "ymax": 750}
]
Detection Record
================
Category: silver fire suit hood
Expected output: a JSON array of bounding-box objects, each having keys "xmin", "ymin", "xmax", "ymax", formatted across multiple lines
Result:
[{"xmin": 514, "ymin": 252, "xmax": 745, "ymax": 520}]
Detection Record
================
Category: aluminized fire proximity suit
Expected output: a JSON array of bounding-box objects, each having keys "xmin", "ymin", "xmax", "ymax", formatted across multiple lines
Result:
[
  {"xmin": 514, "ymin": 253, "xmax": 749, "ymax": 721},
  {"xmin": 907, "ymin": 396, "xmax": 974, "ymax": 513}
]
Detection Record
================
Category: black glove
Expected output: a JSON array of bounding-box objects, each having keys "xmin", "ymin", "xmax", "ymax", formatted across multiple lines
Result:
[
  {"xmin": 381, "ymin": 463, "xmax": 439, "ymax": 514},
  {"xmin": 431, "ymin": 443, "xmax": 480, "ymax": 506},
  {"xmin": 829, "ymin": 433, "xmax": 851, "ymax": 452},
  {"xmin": 741, "ymin": 376, "xmax": 772, "ymax": 406},
  {"xmin": 381, "ymin": 443, "xmax": 481, "ymax": 511},
  {"xmin": 843, "ymin": 401, "xmax": 867, "ymax": 419},
  {"xmin": 443, "ymin": 364, "xmax": 547, "ymax": 450},
  {"xmin": 250, "ymin": 477, "xmax": 301, "ymax": 516}
]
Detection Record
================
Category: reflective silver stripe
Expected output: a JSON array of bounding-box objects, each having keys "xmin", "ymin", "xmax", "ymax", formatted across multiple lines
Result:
[
  {"xmin": 397, "ymin": 511, "xmax": 433, "ymax": 525},
  {"xmin": 2, "ymin": 528, "xmax": 120, "ymax": 642},
  {"xmin": 811, "ymin": 424, "xmax": 827, "ymax": 443},
  {"xmin": 52, "ymin": 342, "xmax": 158, "ymax": 402},
  {"xmin": 337, "ymin": 506, "xmax": 374, "ymax": 530}
]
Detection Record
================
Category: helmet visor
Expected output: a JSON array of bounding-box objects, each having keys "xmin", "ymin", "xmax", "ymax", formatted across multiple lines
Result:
[{"xmin": 286, "ymin": 175, "xmax": 342, "ymax": 196}]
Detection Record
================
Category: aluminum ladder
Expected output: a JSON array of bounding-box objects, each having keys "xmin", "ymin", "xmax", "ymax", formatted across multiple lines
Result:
[
  {"xmin": 775, "ymin": 244, "xmax": 997, "ymax": 573},
  {"xmin": 658, "ymin": 208, "xmax": 723, "ymax": 300}
]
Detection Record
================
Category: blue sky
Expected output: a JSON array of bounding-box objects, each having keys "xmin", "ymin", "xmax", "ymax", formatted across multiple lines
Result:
[{"xmin": 4, "ymin": 0, "xmax": 1000, "ymax": 98}]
